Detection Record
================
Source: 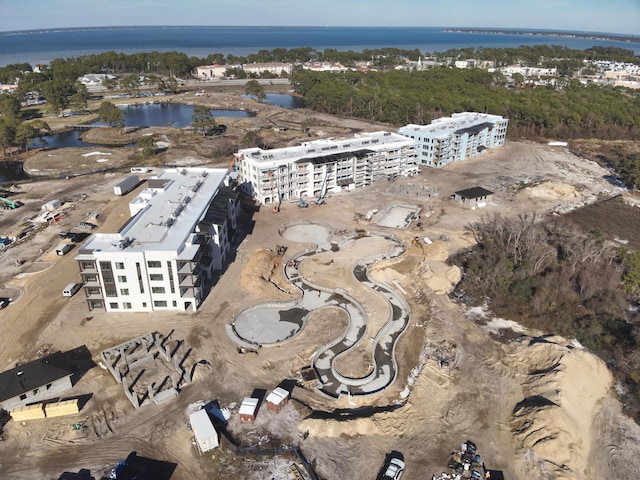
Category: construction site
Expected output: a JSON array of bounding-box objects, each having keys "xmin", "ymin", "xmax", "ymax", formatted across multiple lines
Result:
[{"xmin": 1, "ymin": 92, "xmax": 640, "ymax": 479}]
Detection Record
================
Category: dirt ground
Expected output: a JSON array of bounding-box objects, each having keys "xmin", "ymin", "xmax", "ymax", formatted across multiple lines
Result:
[{"xmin": 1, "ymin": 101, "xmax": 640, "ymax": 480}]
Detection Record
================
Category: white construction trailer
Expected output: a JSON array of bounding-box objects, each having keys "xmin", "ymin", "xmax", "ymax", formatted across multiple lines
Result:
[
  {"xmin": 113, "ymin": 175, "xmax": 140, "ymax": 196},
  {"xmin": 189, "ymin": 409, "xmax": 219, "ymax": 453}
]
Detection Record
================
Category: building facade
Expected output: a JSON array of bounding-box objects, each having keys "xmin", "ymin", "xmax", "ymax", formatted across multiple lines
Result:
[
  {"xmin": 234, "ymin": 132, "xmax": 418, "ymax": 205},
  {"xmin": 398, "ymin": 112, "xmax": 508, "ymax": 168},
  {"xmin": 242, "ymin": 62, "xmax": 293, "ymax": 76},
  {"xmin": 195, "ymin": 64, "xmax": 229, "ymax": 79},
  {"xmin": 75, "ymin": 168, "xmax": 240, "ymax": 313}
]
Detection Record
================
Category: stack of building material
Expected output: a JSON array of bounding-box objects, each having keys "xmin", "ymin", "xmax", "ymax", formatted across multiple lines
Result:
[
  {"xmin": 11, "ymin": 404, "xmax": 46, "ymax": 421},
  {"xmin": 239, "ymin": 397, "xmax": 259, "ymax": 423},
  {"xmin": 266, "ymin": 387, "xmax": 289, "ymax": 413},
  {"xmin": 44, "ymin": 399, "xmax": 79, "ymax": 418}
]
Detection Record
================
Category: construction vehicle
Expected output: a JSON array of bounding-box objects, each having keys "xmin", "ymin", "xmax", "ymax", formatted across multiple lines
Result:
[
  {"xmin": 317, "ymin": 166, "xmax": 330, "ymax": 204},
  {"xmin": 298, "ymin": 197, "xmax": 308, "ymax": 208},
  {"xmin": 411, "ymin": 236, "xmax": 424, "ymax": 252},
  {"xmin": 0, "ymin": 197, "xmax": 22, "ymax": 209},
  {"xmin": 276, "ymin": 245, "xmax": 287, "ymax": 256}
]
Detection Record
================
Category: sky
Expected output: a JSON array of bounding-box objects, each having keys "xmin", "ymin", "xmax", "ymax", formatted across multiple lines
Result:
[{"xmin": 0, "ymin": 0, "xmax": 638, "ymax": 36}]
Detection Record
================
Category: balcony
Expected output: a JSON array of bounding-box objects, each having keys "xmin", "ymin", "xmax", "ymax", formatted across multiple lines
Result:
[
  {"xmin": 180, "ymin": 286, "xmax": 200, "ymax": 298},
  {"xmin": 178, "ymin": 273, "xmax": 202, "ymax": 287},
  {"xmin": 78, "ymin": 261, "xmax": 98, "ymax": 274},
  {"xmin": 82, "ymin": 278, "xmax": 101, "ymax": 288},
  {"xmin": 177, "ymin": 261, "xmax": 195, "ymax": 274},
  {"xmin": 85, "ymin": 291, "xmax": 104, "ymax": 301}
]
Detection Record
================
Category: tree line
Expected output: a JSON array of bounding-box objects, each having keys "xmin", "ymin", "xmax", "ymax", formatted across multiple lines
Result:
[
  {"xmin": 290, "ymin": 68, "xmax": 640, "ymax": 140},
  {"xmin": 1, "ymin": 43, "xmax": 638, "ymax": 86}
]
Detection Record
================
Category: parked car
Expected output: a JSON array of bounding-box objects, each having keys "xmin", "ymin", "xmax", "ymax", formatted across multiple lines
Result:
[
  {"xmin": 379, "ymin": 451, "xmax": 405, "ymax": 480},
  {"xmin": 77, "ymin": 222, "xmax": 97, "ymax": 230}
]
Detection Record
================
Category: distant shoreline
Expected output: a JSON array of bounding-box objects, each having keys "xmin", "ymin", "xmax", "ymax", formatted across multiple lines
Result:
[{"xmin": 446, "ymin": 28, "xmax": 640, "ymax": 45}]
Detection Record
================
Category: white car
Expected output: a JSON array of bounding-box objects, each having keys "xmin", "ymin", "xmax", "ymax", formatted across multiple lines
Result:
[{"xmin": 383, "ymin": 457, "xmax": 405, "ymax": 480}]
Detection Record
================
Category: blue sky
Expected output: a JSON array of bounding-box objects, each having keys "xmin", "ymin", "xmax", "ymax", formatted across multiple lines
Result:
[{"xmin": 0, "ymin": 0, "xmax": 638, "ymax": 35}]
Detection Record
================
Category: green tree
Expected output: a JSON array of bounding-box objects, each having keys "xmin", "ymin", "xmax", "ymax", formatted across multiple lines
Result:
[
  {"xmin": 244, "ymin": 79, "xmax": 266, "ymax": 101},
  {"xmin": 622, "ymin": 251, "xmax": 640, "ymax": 299},
  {"xmin": 15, "ymin": 120, "xmax": 51, "ymax": 157},
  {"xmin": 191, "ymin": 105, "xmax": 217, "ymax": 136},
  {"xmin": 120, "ymin": 74, "xmax": 141, "ymax": 97},
  {"xmin": 0, "ymin": 94, "xmax": 22, "ymax": 118},
  {"xmin": 102, "ymin": 77, "xmax": 118, "ymax": 91},
  {"xmin": 40, "ymin": 79, "xmax": 74, "ymax": 113},
  {"xmin": 164, "ymin": 77, "xmax": 178, "ymax": 94},
  {"xmin": 0, "ymin": 116, "xmax": 17, "ymax": 157},
  {"xmin": 98, "ymin": 101, "xmax": 125, "ymax": 127},
  {"xmin": 137, "ymin": 135, "xmax": 158, "ymax": 157},
  {"xmin": 241, "ymin": 130, "xmax": 265, "ymax": 148},
  {"xmin": 69, "ymin": 84, "xmax": 89, "ymax": 113}
]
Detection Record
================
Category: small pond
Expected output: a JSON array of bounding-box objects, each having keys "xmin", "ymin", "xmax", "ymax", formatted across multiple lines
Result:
[
  {"xmin": 0, "ymin": 161, "xmax": 28, "ymax": 183},
  {"xmin": 33, "ymin": 103, "xmax": 256, "ymax": 149},
  {"xmin": 92, "ymin": 103, "xmax": 255, "ymax": 128},
  {"xmin": 242, "ymin": 93, "xmax": 304, "ymax": 109}
]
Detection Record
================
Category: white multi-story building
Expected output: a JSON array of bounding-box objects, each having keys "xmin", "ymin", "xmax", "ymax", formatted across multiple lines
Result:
[
  {"xmin": 234, "ymin": 132, "xmax": 418, "ymax": 205},
  {"xmin": 398, "ymin": 112, "xmax": 508, "ymax": 168},
  {"xmin": 242, "ymin": 62, "xmax": 293, "ymax": 76},
  {"xmin": 195, "ymin": 64, "xmax": 228, "ymax": 79},
  {"xmin": 75, "ymin": 168, "xmax": 240, "ymax": 313}
]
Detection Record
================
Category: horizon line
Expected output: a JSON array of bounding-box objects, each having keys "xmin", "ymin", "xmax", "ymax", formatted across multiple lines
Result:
[{"xmin": 1, "ymin": 25, "xmax": 639, "ymax": 39}]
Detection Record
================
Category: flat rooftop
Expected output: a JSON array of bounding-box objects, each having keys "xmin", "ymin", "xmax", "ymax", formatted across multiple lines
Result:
[
  {"xmin": 79, "ymin": 167, "xmax": 229, "ymax": 255},
  {"xmin": 400, "ymin": 112, "xmax": 505, "ymax": 137},
  {"xmin": 236, "ymin": 131, "xmax": 415, "ymax": 169}
]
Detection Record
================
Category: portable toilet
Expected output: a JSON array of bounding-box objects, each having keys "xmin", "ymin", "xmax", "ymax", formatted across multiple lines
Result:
[
  {"xmin": 239, "ymin": 397, "xmax": 259, "ymax": 424},
  {"xmin": 266, "ymin": 387, "xmax": 289, "ymax": 413}
]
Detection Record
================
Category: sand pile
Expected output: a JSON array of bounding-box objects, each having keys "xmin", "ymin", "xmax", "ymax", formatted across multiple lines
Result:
[
  {"xmin": 370, "ymin": 241, "xmax": 461, "ymax": 296},
  {"xmin": 516, "ymin": 181, "xmax": 578, "ymax": 201},
  {"xmin": 507, "ymin": 335, "xmax": 612, "ymax": 479},
  {"xmin": 298, "ymin": 416, "xmax": 381, "ymax": 438},
  {"xmin": 239, "ymin": 247, "xmax": 297, "ymax": 300},
  {"xmin": 413, "ymin": 242, "xmax": 461, "ymax": 295}
]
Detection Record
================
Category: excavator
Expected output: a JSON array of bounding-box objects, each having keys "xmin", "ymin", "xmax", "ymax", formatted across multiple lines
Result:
[
  {"xmin": 0, "ymin": 197, "xmax": 22, "ymax": 209},
  {"xmin": 411, "ymin": 236, "xmax": 424, "ymax": 253}
]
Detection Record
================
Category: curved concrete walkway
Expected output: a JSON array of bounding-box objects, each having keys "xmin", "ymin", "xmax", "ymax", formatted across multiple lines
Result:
[{"xmin": 229, "ymin": 221, "xmax": 410, "ymax": 399}]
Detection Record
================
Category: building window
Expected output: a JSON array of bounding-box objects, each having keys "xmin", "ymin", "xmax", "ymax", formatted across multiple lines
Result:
[
  {"xmin": 115, "ymin": 262, "xmax": 125, "ymax": 270},
  {"xmin": 99, "ymin": 261, "xmax": 112, "ymax": 270},
  {"xmin": 117, "ymin": 275, "xmax": 127, "ymax": 283},
  {"xmin": 110, "ymin": 302, "xmax": 119, "ymax": 309},
  {"xmin": 120, "ymin": 288, "xmax": 129, "ymax": 295},
  {"xmin": 123, "ymin": 302, "xmax": 132, "ymax": 309},
  {"xmin": 142, "ymin": 302, "xmax": 147, "ymax": 307},
  {"xmin": 173, "ymin": 301, "xmax": 177, "ymax": 307},
  {"xmin": 20, "ymin": 394, "xmax": 27, "ymax": 400},
  {"xmin": 149, "ymin": 274, "xmax": 163, "ymax": 281},
  {"xmin": 153, "ymin": 300, "xmax": 168, "ymax": 307},
  {"xmin": 136, "ymin": 262, "xmax": 144, "ymax": 294},
  {"xmin": 151, "ymin": 286, "xmax": 165, "ymax": 294},
  {"xmin": 167, "ymin": 262, "xmax": 175, "ymax": 293},
  {"xmin": 147, "ymin": 261, "xmax": 162, "ymax": 268}
]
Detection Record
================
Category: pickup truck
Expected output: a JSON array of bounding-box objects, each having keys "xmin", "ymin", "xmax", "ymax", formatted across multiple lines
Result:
[{"xmin": 379, "ymin": 451, "xmax": 405, "ymax": 480}]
